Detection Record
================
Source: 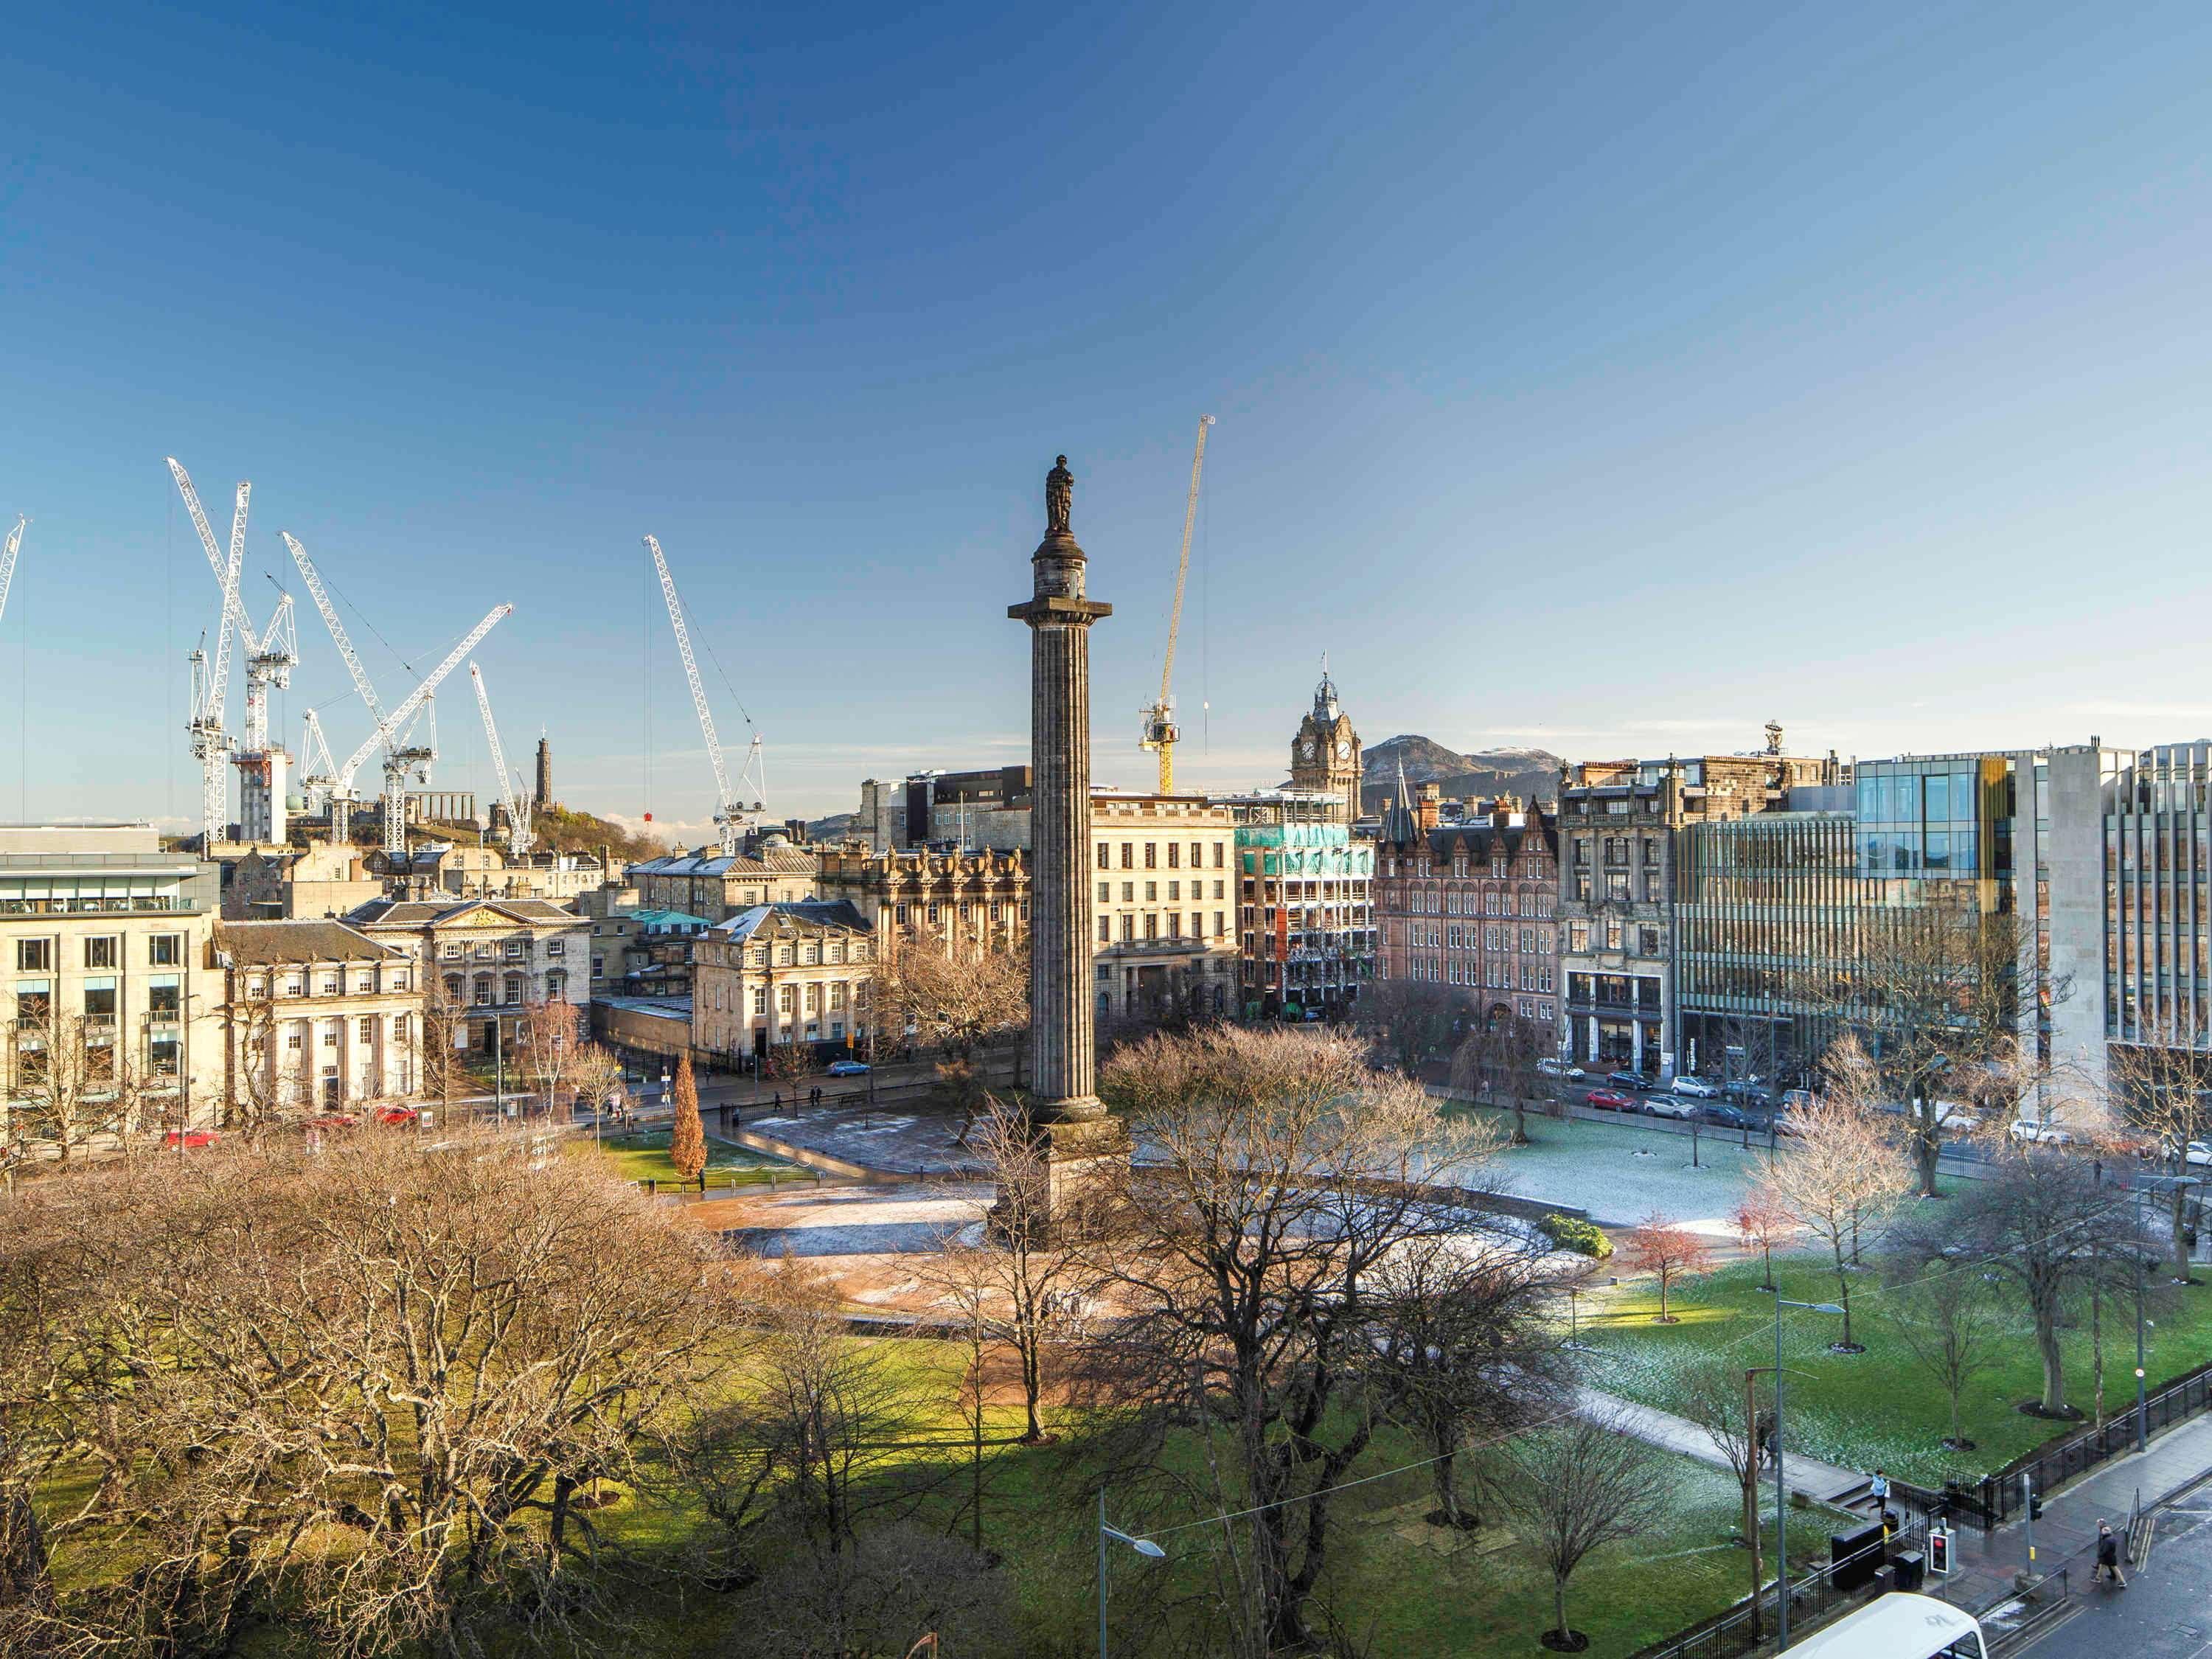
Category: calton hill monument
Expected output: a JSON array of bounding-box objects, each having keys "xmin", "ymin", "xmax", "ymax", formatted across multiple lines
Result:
[{"xmin": 1004, "ymin": 455, "xmax": 1130, "ymax": 1233}]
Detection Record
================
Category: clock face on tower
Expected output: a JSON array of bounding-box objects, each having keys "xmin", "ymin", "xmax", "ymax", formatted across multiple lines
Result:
[
  {"xmin": 1301, "ymin": 738, "xmax": 1316, "ymax": 761},
  {"xmin": 1335, "ymin": 740, "xmax": 1351, "ymax": 759}
]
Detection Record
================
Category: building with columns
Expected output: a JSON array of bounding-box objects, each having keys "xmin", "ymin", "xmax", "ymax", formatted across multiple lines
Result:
[
  {"xmin": 690, "ymin": 900, "xmax": 877, "ymax": 1061},
  {"xmin": 818, "ymin": 843, "xmax": 1029, "ymax": 956},
  {"xmin": 213, "ymin": 919, "xmax": 420, "ymax": 1113},
  {"xmin": 1287, "ymin": 664, "xmax": 1362, "ymax": 825},
  {"xmin": 347, "ymin": 895, "xmax": 589, "ymax": 1055}
]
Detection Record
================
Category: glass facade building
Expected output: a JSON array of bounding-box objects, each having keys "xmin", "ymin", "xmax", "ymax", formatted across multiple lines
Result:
[{"xmin": 2104, "ymin": 742, "xmax": 2212, "ymax": 1048}]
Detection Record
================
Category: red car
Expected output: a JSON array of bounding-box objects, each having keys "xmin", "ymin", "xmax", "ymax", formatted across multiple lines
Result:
[
  {"xmin": 163, "ymin": 1129, "xmax": 220, "ymax": 1149},
  {"xmin": 372, "ymin": 1105, "xmax": 420, "ymax": 1127},
  {"xmin": 1585, "ymin": 1088, "xmax": 1635, "ymax": 1112},
  {"xmin": 304, "ymin": 1112, "xmax": 359, "ymax": 1132}
]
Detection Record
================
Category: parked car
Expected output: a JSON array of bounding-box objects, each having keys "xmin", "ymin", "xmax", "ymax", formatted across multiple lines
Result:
[
  {"xmin": 825, "ymin": 1060, "xmax": 872, "ymax": 1077},
  {"xmin": 303, "ymin": 1112, "xmax": 360, "ymax": 1132},
  {"xmin": 2157, "ymin": 1138, "xmax": 2212, "ymax": 1167},
  {"xmin": 2008, "ymin": 1116, "xmax": 2076, "ymax": 1146},
  {"xmin": 162, "ymin": 1129, "xmax": 220, "ymax": 1149},
  {"xmin": 1606, "ymin": 1070, "xmax": 1652, "ymax": 1093},
  {"xmin": 1697, "ymin": 1102, "xmax": 1760, "ymax": 1131},
  {"xmin": 1780, "ymin": 1088, "xmax": 1820, "ymax": 1112},
  {"xmin": 1722, "ymin": 1077, "xmax": 1767, "ymax": 1101},
  {"xmin": 1537, "ymin": 1057, "xmax": 1586, "ymax": 1080},
  {"xmin": 1670, "ymin": 1076, "xmax": 1720, "ymax": 1099},
  {"xmin": 1585, "ymin": 1087, "xmax": 1636, "ymax": 1112},
  {"xmin": 1643, "ymin": 1093, "xmax": 1700, "ymax": 1120},
  {"xmin": 373, "ymin": 1105, "xmax": 420, "ymax": 1127}
]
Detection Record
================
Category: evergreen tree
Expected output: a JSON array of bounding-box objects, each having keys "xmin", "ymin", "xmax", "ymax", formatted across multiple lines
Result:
[{"xmin": 669, "ymin": 1055, "xmax": 706, "ymax": 1182}]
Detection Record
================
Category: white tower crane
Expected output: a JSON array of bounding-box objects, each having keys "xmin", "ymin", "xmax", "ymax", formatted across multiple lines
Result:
[
  {"xmin": 180, "ymin": 474, "xmax": 249, "ymax": 849},
  {"xmin": 1138, "ymin": 414, "xmax": 1216, "ymax": 795},
  {"xmin": 469, "ymin": 662, "xmax": 532, "ymax": 858},
  {"xmin": 319, "ymin": 605, "xmax": 512, "ymax": 854},
  {"xmin": 170, "ymin": 460, "xmax": 299, "ymax": 841},
  {"xmin": 644, "ymin": 535, "xmax": 764, "ymax": 854},
  {"xmin": 0, "ymin": 517, "xmax": 27, "ymax": 626},
  {"xmin": 298, "ymin": 709, "xmax": 339, "ymax": 811},
  {"xmin": 282, "ymin": 529, "xmax": 400, "ymax": 839}
]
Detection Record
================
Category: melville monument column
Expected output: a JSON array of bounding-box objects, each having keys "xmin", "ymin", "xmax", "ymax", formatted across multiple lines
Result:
[{"xmin": 1007, "ymin": 455, "xmax": 1127, "ymax": 1223}]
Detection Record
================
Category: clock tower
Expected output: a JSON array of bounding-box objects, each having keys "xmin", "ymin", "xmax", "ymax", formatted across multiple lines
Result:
[{"xmin": 1289, "ymin": 661, "xmax": 1361, "ymax": 824}]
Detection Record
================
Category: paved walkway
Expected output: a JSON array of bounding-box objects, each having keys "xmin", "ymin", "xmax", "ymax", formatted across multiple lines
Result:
[
  {"xmin": 1576, "ymin": 1384, "xmax": 1869, "ymax": 1509},
  {"xmin": 1928, "ymin": 1413, "xmax": 2212, "ymax": 1624}
]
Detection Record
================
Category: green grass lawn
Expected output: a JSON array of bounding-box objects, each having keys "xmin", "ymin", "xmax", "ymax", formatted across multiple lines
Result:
[
  {"xmin": 1581, "ymin": 1248, "xmax": 2212, "ymax": 1487},
  {"xmin": 594, "ymin": 1129, "xmax": 796, "ymax": 1187}
]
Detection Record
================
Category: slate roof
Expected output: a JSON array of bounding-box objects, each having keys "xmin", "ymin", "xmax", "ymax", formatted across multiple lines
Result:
[
  {"xmin": 706, "ymin": 900, "xmax": 871, "ymax": 945},
  {"xmin": 346, "ymin": 896, "xmax": 582, "ymax": 930},
  {"xmin": 215, "ymin": 919, "xmax": 408, "ymax": 965},
  {"xmin": 629, "ymin": 846, "xmax": 817, "ymax": 879}
]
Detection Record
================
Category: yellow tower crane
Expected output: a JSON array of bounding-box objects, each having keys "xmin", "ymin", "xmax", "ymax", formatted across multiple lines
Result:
[{"xmin": 1139, "ymin": 414, "xmax": 1216, "ymax": 793}]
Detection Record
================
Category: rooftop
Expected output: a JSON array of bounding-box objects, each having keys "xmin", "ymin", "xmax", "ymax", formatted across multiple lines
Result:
[{"xmin": 215, "ymin": 919, "xmax": 408, "ymax": 965}]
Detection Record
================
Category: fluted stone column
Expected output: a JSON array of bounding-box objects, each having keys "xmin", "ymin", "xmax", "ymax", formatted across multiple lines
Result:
[{"xmin": 1006, "ymin": 456, "xmax": 1127, "ymax": 1226}]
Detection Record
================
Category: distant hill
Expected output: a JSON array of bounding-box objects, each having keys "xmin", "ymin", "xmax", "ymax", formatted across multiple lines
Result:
[
  {"xmin": 807, "ymin": 813, "xmax": 857, "ymax": 843},
  {"xmin": 1360, "ymin": 734, "xmax": 1565, "ymax": 814},
  {"xmin": 532, "ymin": 805, "xmax": 669, "ymax": 863}
]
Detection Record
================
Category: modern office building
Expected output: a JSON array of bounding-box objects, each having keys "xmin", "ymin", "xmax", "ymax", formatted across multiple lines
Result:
[
  {"xmin": 1234, "ymin": 815, "xmax": 1377, "ymax": 1019},
  {"xmin": 1, "ymin": 825, "xmax": 226, "ymax": 1143}
]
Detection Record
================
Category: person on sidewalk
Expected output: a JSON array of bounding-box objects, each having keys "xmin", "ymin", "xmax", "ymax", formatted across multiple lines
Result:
[
  {"xmin": 1868, "ymin": 1467, "xmax": 1891, "ymax": 1518},
  {"xmin": 2095, "ymin": 1520, "xmax": 2127, "ymax": 1587}
]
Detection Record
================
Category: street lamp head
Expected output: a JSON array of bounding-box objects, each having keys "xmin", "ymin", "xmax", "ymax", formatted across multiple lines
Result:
[
  {"xmin": 1812, "ymin": 1303, "xmax": 1846, "ymax": 1315},
  {"xmin": 1130, "ymin": 1538, "xmax": 1166, "ymax": 1559}
]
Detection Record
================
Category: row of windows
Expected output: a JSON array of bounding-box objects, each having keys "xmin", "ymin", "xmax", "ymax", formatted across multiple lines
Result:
[
  {"xmin": 1097, "ymin": 880, "xmax": 1227, "ymax": 904},
  {"xmin": 1097, "ymin": 912, "xmax": 1228, "ymax": 943},
  {"xmin": 440, "ymin": 938, "xmax": 564, "ymax": 960},
  {"xmin": 1395, "ymin": 887, "xmax": 1555, "ymax": 918},
  {"xmin": 706, "ymin": 980, "xmax": 858, "ymax": 1017},
  {"xmin": 890, "ymin": 901, "xmax": 1025, "ymax": 927},
  {"xmin": 1381, "ymin": 854, "xmax": 1550, "ymax": 880},
  {"xmin": 1439, "ymin": 957, "xmax": 1556, "ymax": 992},
  {"xmin": 14, "ymin": 934, "xmax": 183, "ymax": 972},
  {"xmin": 259, "ymin": 1013, "xmax": 413, "ymax": 1051},
  {"xmin": 1565, "ymin": 920, "xmax": 1663, "ymax": 956},
  {"xmin": 243, "ymin": 969, "xmax": 411, "ymax": 998},
  {"xmin": 13, "ymin": 976, "xmax": 182, "ymax": 1023},
  {"xmin": 1097, "ymin": 840, "xmax": 1228, "ymax": 872},
  {"xmin": 440, "ymin": 971, "xmax": 568, "ymax": 1006},
  {"xmin": 1438, "ymin": 923, "xmax": 1554, "ymax": 954}
]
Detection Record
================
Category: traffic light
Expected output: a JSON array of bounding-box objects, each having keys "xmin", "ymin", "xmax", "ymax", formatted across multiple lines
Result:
[
  {"xmin": 2028, "ymin": 1492, "xmax": 2045, "ymax": 1521},
  {"xmin": 1928, "ymin": 1528, "xmax": 1951, "ymax": 1576}
]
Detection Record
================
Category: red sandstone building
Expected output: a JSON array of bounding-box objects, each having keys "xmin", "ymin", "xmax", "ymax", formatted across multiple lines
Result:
[{"xmin": 1374, "ymin": 782, "xmax": 1561, "ymax": 1026}]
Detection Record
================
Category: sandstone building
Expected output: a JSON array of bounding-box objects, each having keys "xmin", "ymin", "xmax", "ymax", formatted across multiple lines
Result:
[
  {"xmin": 691, "ymin": 900, "xmax": 877, "ymax": 1060},
  {"xmin": 1375, "ymin": 786, "xmax": 1560, "ymax": 1027},
  {"xmin": 214, "ymin": 919, "xmax": 421, "ymax": 1113}
]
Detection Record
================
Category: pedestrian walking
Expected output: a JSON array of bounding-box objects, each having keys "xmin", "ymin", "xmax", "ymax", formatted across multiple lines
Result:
[
  {"xmin": 772, "ymin": 1089, "xmax": 781, "ymax": 1112},
  {"xmin": 2095, "ymin": 1520, "xmax": 2127, "ymax": 1587},
  {"xmin": 1868, "ymin": 1467, "xmax": 1891, "ymax": 1517}
]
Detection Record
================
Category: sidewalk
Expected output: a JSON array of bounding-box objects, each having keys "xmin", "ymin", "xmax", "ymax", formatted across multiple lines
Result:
[
  {"xmin": 1576, "ymin": 1385, "xmax": 1869, "ymax": 1509},
  {"xmin": 1928, "ymin": 1413, "xmax": 2212, "ymax": 1619}
]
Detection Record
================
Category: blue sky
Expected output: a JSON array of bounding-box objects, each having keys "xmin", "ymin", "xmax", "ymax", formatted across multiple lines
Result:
[{"xmin": 7, "ymin": 3, "xmax": 2212, "ymax": 833}]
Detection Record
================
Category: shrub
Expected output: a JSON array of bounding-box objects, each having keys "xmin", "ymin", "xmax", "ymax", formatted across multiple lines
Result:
[{"xmin": 1540, "ymin": 1213, "xmax": 1613, "ymax": 1259}]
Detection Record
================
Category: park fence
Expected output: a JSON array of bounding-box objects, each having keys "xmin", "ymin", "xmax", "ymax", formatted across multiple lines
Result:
[
  {"xmin": 1895, "ymin": 1354, "xmax": 2212, "ymax": 1531},
  {"xmin": 1632, "ymin": 1517, "xmax": 1924, "ymax": 1659}
]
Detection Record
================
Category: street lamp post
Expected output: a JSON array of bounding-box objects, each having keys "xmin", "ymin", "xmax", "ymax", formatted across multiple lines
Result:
[
  {"xmin": 1096, "ymin": 1490, "xmax": 1165, "ymax": 1658},
  {"xmin": 2135, "ymin": 1250, "xmax": 2152, "ymax": 1453},
  {"xmin": 1773, "ymin": 1298, "xmax": 1845, "ymax": 1651}
]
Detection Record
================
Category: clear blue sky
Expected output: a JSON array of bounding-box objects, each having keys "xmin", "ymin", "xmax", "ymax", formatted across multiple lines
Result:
[{"xmin": 8, "ymin": 3, "xmax": 2212, "ymax": 834}]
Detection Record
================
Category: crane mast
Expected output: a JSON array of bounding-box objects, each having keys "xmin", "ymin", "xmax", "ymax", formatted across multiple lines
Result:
[
  {"xmin": 469, "ymin": 662, "xmax": 532, "ymax": 857},
  {"xmin": 178, "ymin": 474, "xmax": 250, "ymax": 849},
  {"xmin": 0, "ymin": 517, "xmax": 26, "ymax": 625},
  {"xmin": 298, "ymin": 709, "xmax": 338, "ymax": 810},
  {"xmin": 644, "ymin": 535, "xmax": 762, "ymax": 854},
  {"xmin": 1138, "ymin": 414, "xmax": 1215, "ymax": 793}
]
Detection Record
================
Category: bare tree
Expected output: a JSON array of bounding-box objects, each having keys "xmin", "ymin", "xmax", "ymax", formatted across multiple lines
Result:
[
  {"xmin": 1896, "ymin": 1138, "xmax": 2144, "ymax": 1417},
  {"xmin": 959, "ymin": 1095, "xmax": 1091, "ymax": 1443},
  {"xmin": 1450, "ymin": 1009, "xmax": 1555, "ymax": 1144},
  {"xmin": 1367, "ymin": 1230, "xmax": 1587, "ymax": 1529},
  {"xmin": 1730, "ymin": 1192, "xmax": 1791, "ymax": 1293},
  {"xmin": 1355, "ymin": 978, "xmax": 1471, "ymax": 1077},
  {"xmin": 414, "ymin": 971, "xmax": 470, "ymax": 1117},
  {"xmin": 1500, "ymin": 1413, "xmax": 1672, "ymax": 1652},
  {"xmin": 874, "ymin": 926, "xmax": 1028, "ymax": 1074},
  {"xmin": 1676, "ymin": 1355, "xmax": 1765, "ymax": 1596},
  {"xmin": 1621, "ymin": 1211, "xmax": 1715, "ymax": 1323},
  {"xmin": 2107, "ymin": 1042, "xmax": 2212, "ymax": 1284},
  {"xmin": 4, "ymin": 1009, "xmax": 126, "ymax": 1165},
  {"xmin": 1794, "ymin": 900, "xmax": 2039, "ymax": 1197},
  {"xmin": 1758, "ymin": 1057, "xmax": 1908, "ymax": 1351},
  {"xmin": 1085, "ymin": 1026, "xmax": 1500, "ymax": 1652},
  {"xmin": 516, "ymin": 992, "xmax": 585, "ymax": 1117},
  {"xmin": 568, "ymin": 1040, "xmax": 625, "ymax": 1137},
  {"xmin": 0, "ymin": 1130, "xmax": 736, "ymax": 1655},
  {"xmin": 1883, "ymin": 1258, "xmax": 2008, "ymax": 1450}
]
